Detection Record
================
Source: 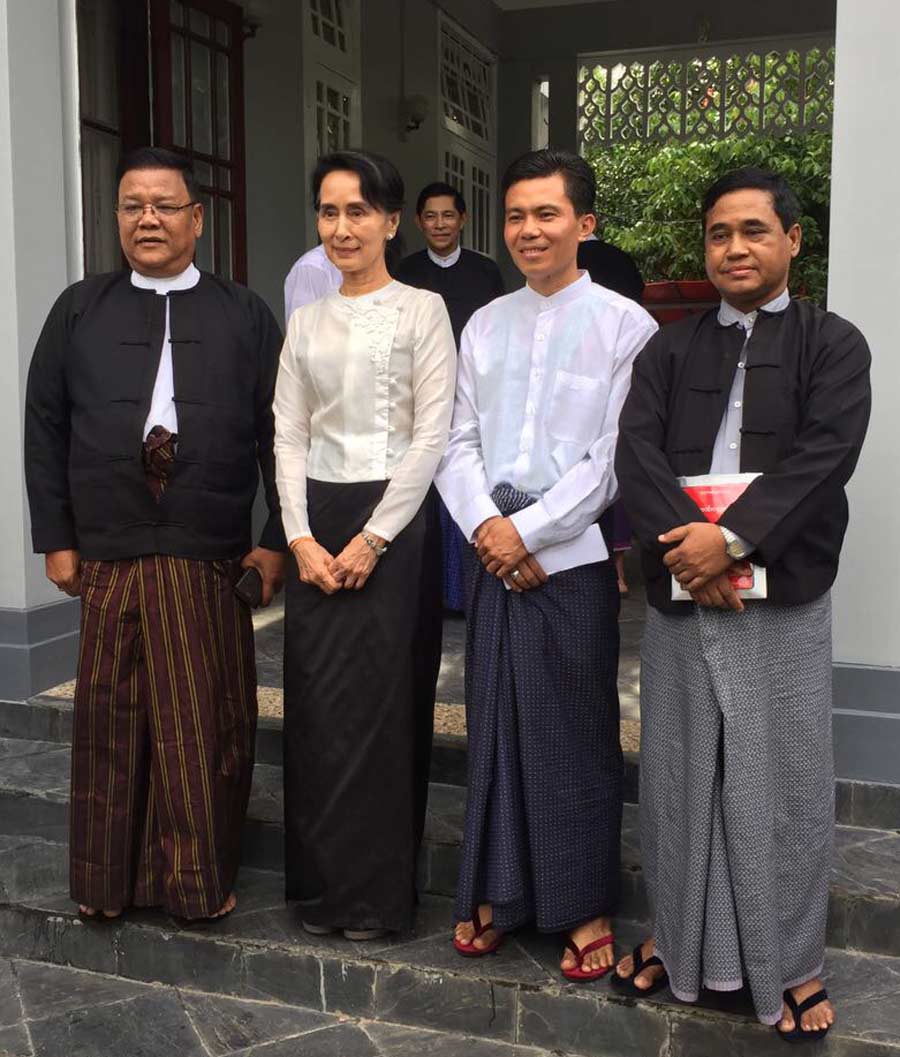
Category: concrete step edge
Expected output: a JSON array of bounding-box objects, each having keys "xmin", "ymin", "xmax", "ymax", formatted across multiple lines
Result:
[{"xmin": 1, "ymin": 895, "xmax": 899, "ymax": 1057}]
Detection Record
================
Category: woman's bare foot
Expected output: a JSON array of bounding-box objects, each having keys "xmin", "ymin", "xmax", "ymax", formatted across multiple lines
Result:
[
  {"xmin": 208, "ymin": 892, "xmax": 237, "ymax": 919},
  {"xmin": 614, "ymin": 937, "xmax": 666, "ymax": 990},
  {"xmin": 78, "ymin": 905, "xmax": 122, "ymax": 920},
  {"xmin": 778, "ymin": 978, "xmax": 835, "ymax": 1034},
  {"xmin": 454, "ymin": 903, "xmax": 499, "ymax": 951},
  {"xmin": 560, "ymin": 916, "xmax": 615, "ymax": 973}
]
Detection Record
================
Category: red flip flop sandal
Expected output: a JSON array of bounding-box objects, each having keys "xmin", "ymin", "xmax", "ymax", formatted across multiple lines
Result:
[
  {"xmin": 452, "ymin": 907, "xmax": 504, "ymax": 958},
  {"xmin": 561, "ymin": 933, "xmax": 614, "ymax": 981}
]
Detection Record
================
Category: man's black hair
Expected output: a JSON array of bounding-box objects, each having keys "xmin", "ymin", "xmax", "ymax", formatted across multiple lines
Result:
[
  {"xmin": 416, "ymin": 181, "xmax": 466, "ymax": 216},
  {"xmin": 702, "ymin": 166, "xmax": 802, "ymax": 232},
  {"xmin": 116, "ymin": 147, "xmax": 200, "ymax": 203},
  {"xmin": 311, "ymin": 150, "xmax": 404, "ymax": 213},
  {"xmin": 500, "ymin": 149, "xmax": 596, "ymax": 216}
]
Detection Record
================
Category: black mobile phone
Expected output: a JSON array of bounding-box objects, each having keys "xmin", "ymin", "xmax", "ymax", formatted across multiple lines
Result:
[{"xmin": 234, "ymin": 566, "xmax": 263, "ymax": 608}]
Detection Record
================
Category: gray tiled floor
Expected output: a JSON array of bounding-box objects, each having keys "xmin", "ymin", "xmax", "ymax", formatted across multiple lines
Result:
[{"xmin": 0, "ymin": 958, "xmax": 560, "ymax": 1057}]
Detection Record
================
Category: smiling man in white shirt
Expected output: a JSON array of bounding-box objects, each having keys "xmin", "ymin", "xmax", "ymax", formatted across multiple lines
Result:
[{"xmin": 436, "ymin": 148, "xmax": 657, "ymax": 979}]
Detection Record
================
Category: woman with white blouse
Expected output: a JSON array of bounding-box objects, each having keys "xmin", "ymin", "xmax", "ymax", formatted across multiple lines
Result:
[{"xmin": 274, "ymin": 151, "xmax": 456, "ymax": 939}]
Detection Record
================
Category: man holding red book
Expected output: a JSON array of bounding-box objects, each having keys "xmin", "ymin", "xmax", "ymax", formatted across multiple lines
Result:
[{"xmin": 614, "ymin": 167, "xmax": 871, "ymax": 1042}]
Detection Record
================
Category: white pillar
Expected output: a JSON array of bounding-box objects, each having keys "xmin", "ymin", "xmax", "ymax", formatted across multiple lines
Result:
[
  {"xmin": 0, "ymin": 0, "xmax": 82, "ymax": 698},
  {"xmin": 828, "ymin": 0, "xmax": 900, "ymax": 782}
]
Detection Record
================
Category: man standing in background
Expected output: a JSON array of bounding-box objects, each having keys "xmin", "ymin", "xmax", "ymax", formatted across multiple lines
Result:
[
  {"xmin": 397, "ymin": 182, "xmax": 505, "ymax": 610},
  {"xmin": 396, "ymin": 182, "xmax": 505, "ymax": 344},
  {"xmin": 283, "ymin": 240, "xmax": 342, "ymax": 324}
]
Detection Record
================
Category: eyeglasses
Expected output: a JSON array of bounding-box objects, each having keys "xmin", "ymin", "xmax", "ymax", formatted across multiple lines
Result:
[{"xmin": 115, "ymin": 202, "xmax": 197, "ymax": 220}]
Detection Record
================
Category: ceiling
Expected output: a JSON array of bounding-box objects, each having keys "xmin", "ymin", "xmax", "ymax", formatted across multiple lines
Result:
[{"xmin": 493, "ymin": 0, "xmax": 613, "ymax": 8}]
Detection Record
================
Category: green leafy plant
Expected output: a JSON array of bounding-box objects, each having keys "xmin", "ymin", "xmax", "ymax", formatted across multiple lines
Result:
[{"xmin": 586, "ymin": 132, "xmax": 833, "ymax": 302}]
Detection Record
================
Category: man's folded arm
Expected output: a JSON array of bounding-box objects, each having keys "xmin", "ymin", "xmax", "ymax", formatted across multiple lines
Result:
[
  {"xmin": 510, "ymin": 310, "xmax": 659, "ymax": 554},
  {"xmin": 614, "ymin": 332, "xmax": 706, "ymax": 555},
  {"xmin": 718, "ymin": 322, "xmax": 872, "ymax": 563}
]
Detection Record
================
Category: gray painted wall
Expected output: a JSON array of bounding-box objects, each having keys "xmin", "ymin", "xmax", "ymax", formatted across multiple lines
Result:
[
  {"xmin": 0, "ymin": 0, "xmax": 81, "ymax": 700},
  {"xmin": 243, "ymin": 0, "xmax": 307, "ymax": 323}
]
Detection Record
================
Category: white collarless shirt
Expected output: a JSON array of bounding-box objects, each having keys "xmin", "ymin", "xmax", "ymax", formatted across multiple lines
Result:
[
  {"xmin": 283, "ymin": 243, "xmax": 343, "ymax": 324},
  {"xmin": 435, "ymin": 271, "xmax": 658, "ymax": 573},
  {"xmin": 427, "ymin": 244, "xmax": 462, "ymax": 269},
  {"xmin": 274, "ymin": 280, "xmax": 457, "ymax": 544},
  {"xmin": 711, "ymin": 287, "xmax": 791, "ymax": 473},
  {"xmin": 131, "ymin": 263, "xmax": 201, "ymax": 440}
]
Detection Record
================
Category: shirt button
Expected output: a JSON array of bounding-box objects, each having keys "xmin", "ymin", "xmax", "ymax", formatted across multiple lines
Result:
[
  {"xmin": 536, "ymin": 334, "xmax": 545, "ymax": 342},
  {"xmin": 737, "ymin": 361, "xmax": 746, "ymax": 369},
  {"xmin": 734, "ymin": 401, "xmax": 742, "ymax": 408},
  {"xmin": 386, "ymin": 447, "xmax": 393, "ymax": 456},
  {"xmin": 729, "ymin": 442, "xmax": 738, "ymax": 450},
  {"xmin": 526, "ymin": 402, "xmax": 535, "ymax": 414}
]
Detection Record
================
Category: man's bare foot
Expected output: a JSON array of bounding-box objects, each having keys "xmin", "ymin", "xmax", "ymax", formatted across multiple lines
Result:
[
  {"xmin": 778, "ymin": 978, "xmax": 835, "ymax": 1034},
  {"xmin": 561, "ymin": 916, "xmax": 615, "ymax": 973},
  {"xmin": 78, "ymin": 905, "xmax": 122, "ymax": 920},
  {"xmin": 209, "ymin": 892, "xmax": 237, "ymax": 919},
  {"xmin": 615, "ymin": 552, "xmax": 629, "ymax": 594},
  {"xmin": 454, "ymin": 904, "xmax": 499, "ymax": 951},
  {"xmin": 614, "ymin": 937, "xmax": 666, "ymax": 990}
]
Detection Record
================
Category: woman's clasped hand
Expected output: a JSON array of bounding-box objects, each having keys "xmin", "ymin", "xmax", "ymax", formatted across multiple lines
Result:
[{"xmin": 291, "ymin": 533, "xmax": 385, "ymax": 593}]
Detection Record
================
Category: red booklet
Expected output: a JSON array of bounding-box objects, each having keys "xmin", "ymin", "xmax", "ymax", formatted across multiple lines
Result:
[{"xmin": 671, "ymin": 473, "xmax": 767, "ymax": 601}]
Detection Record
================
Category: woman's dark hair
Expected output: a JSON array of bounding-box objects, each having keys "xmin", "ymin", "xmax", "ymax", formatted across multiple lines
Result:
[
  {"xmin": 501, "ymin": 149, "xmax": 596, "ymax": 217},
  {"xmin": 416, "ymin": 181, "xmax": 466, "ymax": 216},
  {"xmin": 116, "ymin": 147, "xmax": 200, "ymax": 202},
  {"xmin": 702, "ymin": 167, "xmax": 802, "ymax": 232},
  {"xmin": 311, "ymin": 150, "xmax": 405, "ymax": 214}
]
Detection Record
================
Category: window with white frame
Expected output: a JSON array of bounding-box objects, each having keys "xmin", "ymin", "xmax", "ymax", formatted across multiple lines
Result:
[
  {"xmin": 315, "ymin": 78, "xmax": 353, "ymax": 154},
  {"xmin": 440, "ymin": 21, "xmax": 493, "ymax": 148},
  {"xmin": 309, "ymin": 0, "xmax": 349, "ymax": 55},
  {"xmin": 439, "ymin": 16, "xmax": 497, "ymax": 257},
  {"xmin": 301, "ymin": 0, "xmax": 360, "ymax": 242}
]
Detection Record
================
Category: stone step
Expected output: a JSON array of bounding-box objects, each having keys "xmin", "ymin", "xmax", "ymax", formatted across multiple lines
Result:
[
  {"xmin": 1, "ymin": 734, "xmax": 899, "ymax": 960},
  {"xmin": 0, "ymin": 839, "xmax": 899, "ymax": 1057},
  {"xmin": 0, "ymin": 953, "xmax": 564, "ymax": 1057},
  {"xmin": 5, "ymin": 696, "xmax": 900, "ymax": 831}
]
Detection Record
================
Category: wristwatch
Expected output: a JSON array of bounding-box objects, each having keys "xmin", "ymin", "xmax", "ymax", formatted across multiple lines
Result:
[
  {"xmin": 362, "ymin": 531, "xmax": 388, "ymax": 558},
  {"xmin": 719, "ymin": 526, "xmax": 750, "ymax": 561}
]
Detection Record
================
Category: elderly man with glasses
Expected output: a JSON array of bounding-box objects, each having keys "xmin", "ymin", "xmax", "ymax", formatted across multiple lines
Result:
[{"xmin": 24, "ymin": 146, "xmax": 285, "ymax": 923}]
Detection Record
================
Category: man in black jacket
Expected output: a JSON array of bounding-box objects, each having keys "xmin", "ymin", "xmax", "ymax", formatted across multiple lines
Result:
[
  {"xmin": 613, "ymin": 168, "xmax": 870, "ymax": 1041},
  {"xmin": 24, "ymin": 147, "xmax": 285, "ymax": 923}
]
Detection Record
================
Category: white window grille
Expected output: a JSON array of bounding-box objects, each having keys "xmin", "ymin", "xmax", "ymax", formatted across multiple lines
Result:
[
  {"xmin": 315, "ymin": 78, "xmax": 352, "ymax": 154},
  {"xmin": 309, "ymin": 0, "xmax": 348, "ymax": 53},
  {"xmin": 440, "ymin": 21, "xmax": 494, "ymax": 148},
  {"xmin": 578, "ymin": 35, "xmax": 835, "ymax": 150},
  {"xmin": 444, "ymin": 146, "xmax": 494, "ymax": 257}
]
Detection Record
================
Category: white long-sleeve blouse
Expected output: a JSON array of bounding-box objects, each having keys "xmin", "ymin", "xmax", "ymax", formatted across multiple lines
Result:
[{"xmin": 274, "ymin": 280, "xmax": 457, "ymax": 544}]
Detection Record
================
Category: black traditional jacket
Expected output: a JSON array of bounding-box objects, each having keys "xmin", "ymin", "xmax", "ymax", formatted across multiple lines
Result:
[
  {"xmin": 24, "ymin": 270, "xmax": 286, "ymax": 561},
  {"xmin": 615, "ymin": 298, "xmax": 871, "ymax": 611},
  {"xmin": 395, "ymin": 249, "xmax": 505, "ymax": 346}
]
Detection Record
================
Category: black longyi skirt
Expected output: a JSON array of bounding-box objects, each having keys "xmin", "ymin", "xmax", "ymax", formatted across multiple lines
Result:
[{"xmin": 282, "ymin": 479, "xmax": 442, "ymax": 931}]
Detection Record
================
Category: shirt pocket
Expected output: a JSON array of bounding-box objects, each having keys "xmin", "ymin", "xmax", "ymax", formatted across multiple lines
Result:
[{"xmin": 547, "ymin": 370, "xmax": 606, "ymax": 446}]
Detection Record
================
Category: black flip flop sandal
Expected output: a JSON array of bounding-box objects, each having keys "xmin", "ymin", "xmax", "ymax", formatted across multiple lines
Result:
[
  {"xmin": 610, "ymin": 942, "xmax": 670, "ymax": 997},
  {"xmin": 776, "ymin": 988, "xmax": 831, "ymax": 1044}
]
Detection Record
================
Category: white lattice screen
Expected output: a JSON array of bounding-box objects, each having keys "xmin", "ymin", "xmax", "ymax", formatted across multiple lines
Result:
[{"xmin": 578, "ymin": 35, "xmax": 835, "ymax": 150}]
